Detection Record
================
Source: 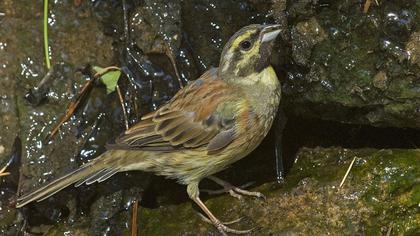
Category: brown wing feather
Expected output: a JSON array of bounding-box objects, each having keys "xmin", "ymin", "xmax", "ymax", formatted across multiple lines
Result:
[{"xmin": 108, "ymin": 67, "xmax": 240, "ymax": 154}]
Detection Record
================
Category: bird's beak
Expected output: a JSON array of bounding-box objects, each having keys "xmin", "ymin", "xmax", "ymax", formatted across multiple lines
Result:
[{"xmin": 260, "ymin": 24, "xmax": 282, "ymax": 43}]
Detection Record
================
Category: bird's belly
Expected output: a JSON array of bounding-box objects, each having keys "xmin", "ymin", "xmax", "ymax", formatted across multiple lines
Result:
[
  {"xmin": 121, "ymin": 144, "xmax": 253, "ymax": 185},
  {"xmin": 120, "ymin": 117, "xmax": 270, "ymax": 185}
]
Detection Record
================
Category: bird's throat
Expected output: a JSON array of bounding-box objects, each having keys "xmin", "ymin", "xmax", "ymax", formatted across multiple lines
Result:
[{"xmin": 236, "ymin": 66, "xmax": 281, "ymax": 117}]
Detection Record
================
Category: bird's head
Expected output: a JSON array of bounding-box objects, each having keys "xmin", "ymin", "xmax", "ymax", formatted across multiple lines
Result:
[{"xmin": 219, "ymin": 24, "xmax": 281, "ymax": 79}]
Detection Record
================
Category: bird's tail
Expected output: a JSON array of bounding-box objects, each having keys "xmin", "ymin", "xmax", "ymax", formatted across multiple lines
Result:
[{"xmin": 16, "ymin": 151, "xmax": 122, "ymax": 208}]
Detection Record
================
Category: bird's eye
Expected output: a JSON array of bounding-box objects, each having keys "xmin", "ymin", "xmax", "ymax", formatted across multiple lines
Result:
[{"xmin": 239, "ymin": 40, "xmax": 252, "ymax": 51}]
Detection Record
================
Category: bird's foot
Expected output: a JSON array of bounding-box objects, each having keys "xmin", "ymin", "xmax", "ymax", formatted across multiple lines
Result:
[
  {"xmin": 199, "ymin": 213, "xmax": 253, "ymax": 236},
  {"xmin": 190, "ymin": 183, "xmax": 254, "ymax": 236},
  {"xmin": 198, "ymin": 213, "xmax": 243, "ymax": 225},
  {"xmin": 214, "ymin": 220, "xmax": 253, "ymax": 236},
  {"xmin": 204, "ymin": 176, "xmax": 266, "ymax": 200}
]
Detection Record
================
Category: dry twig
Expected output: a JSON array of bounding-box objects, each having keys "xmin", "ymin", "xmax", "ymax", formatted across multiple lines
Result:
[
  {"xmin": 363, "ymin": 0, "xmax": 372, "ymax": 13},
  {"xmin": 131, "ymin": 200, "xmax": 139, "ymax": 236},
  {"xmin": 339, "ymin": 156, "xmax": 357, "ymax": 188}
]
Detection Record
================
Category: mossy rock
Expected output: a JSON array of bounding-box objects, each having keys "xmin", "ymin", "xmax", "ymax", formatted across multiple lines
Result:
[{"xmin": 138, "ymin": 147, "xmax": 419, "ymax": 235}]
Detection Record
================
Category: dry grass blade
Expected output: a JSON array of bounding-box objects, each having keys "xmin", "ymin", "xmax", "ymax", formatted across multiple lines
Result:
[
  {"xmin": 47, "ymin": 79, "xmax": 95, "ymax": 141},
  {"xmin": 131, "ymin": 200, "xmax": 139, "ymax": 236},
  {"xmin": 0, "ymin": 171, "xmax": 10, "ymax": 177},
  {"xmin": 386, "ymin": 222, "xmax": 393, "ymax": 236},
  {"xmin": 93, "ymin": 66, "xmax": 121, "ymax": 78},
  {"xmin": 165, "ymin": 46, "xmax": 183, "ymax": 88},
  {"xmin": 116, "ymin": 85, "xmax": 129, "ymax": 130},
  {"xmin": 339, "ymin": 156, "xmax": 357, "ymax": 188},
  {"xmin": 363, "ymin": 0, "xmax": 373, "ymax": 13}
]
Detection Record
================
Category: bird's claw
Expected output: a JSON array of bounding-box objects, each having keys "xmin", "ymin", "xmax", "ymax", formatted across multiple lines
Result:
[
  {"xmin": 199, "ymin": 213, "xmax": 253, "ymax": 235},
  {"xmin": 216, "ymin": 221, "xmax": 253, "ymax": 235}
]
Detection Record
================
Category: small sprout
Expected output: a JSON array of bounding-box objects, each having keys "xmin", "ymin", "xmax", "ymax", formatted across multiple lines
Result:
[{"xmin": 93, "ymin": 66, "xmax": 122, "ymax": 94}]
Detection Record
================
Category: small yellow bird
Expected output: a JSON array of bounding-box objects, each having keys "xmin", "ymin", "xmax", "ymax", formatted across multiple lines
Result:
[{"xmin": 16, "ymin": 24, "xmax": 281, "ymax": 235}]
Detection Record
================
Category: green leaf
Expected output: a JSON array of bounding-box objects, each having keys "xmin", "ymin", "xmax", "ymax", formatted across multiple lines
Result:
[{"xmin": 93, "ymin": 66, "xmax": 121, "ymax": 94}]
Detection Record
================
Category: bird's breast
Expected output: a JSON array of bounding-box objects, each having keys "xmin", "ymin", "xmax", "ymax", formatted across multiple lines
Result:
[{"xmin": 243, "ymin": 66, "xmax": 281, "ymax": 119}]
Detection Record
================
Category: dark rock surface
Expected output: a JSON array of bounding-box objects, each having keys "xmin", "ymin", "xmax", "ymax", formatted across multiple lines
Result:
[{"xmin": 273, "ymin": 0, "xmax": 420, "ymax": 128}]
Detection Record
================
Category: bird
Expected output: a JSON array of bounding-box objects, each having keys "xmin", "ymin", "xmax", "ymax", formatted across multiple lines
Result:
[{"xmin": 16, "ymin": 24, "xmax": 282, "ymax": 235}]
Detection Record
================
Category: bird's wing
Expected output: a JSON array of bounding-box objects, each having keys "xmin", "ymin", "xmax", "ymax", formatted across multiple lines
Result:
[{"xmin": 107, "ymin": 67, "xmax": 246, "ymax": 154}]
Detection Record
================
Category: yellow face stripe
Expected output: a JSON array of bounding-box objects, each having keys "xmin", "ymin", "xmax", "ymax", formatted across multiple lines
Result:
[
  {"xmin": 228, "ymin": 30, "xmax": 260, "ymax": 75},
  {"xmin": 235, "ymin": 46, "xmax": 259, "ymax": 75},
  {"xmin": 230, "ymin": 31, "xmax": 254, "ymax": 49},
  {"xmin": 220, "ymin": 26, "xmax": 263, "ymax": 77}
]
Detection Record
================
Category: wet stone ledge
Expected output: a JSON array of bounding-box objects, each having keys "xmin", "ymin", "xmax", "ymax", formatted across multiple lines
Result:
[{"xmin": 136, "ymin": 147, "xmax": 419, "ymax": 235}]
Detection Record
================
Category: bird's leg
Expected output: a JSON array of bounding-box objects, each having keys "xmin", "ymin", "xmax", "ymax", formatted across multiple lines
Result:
[
  {"xmin": 187, "ymin": 183, "xmax": 252, "ymax": 235},
  {"xmin": 205, "ymin": 176, "xmax": 266, "ymax": 200}
]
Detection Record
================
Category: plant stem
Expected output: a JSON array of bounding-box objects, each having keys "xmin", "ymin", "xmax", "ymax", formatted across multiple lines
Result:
[{"xmin": 44, "ymin": 0, "xmax": 51, "ymax": 69}]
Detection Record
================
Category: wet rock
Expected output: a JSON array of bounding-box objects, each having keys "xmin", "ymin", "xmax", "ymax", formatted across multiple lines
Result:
[
  {"xmin": 115, "ymin": 0, "xmax": 185, "ymax": 118},
  {"xmin": 90, "ymin": 188, "xmax": 140, "ymax": 235},
  {"xmin": 291, "ymin": 17, "xmax": 327, "ymax": 66},
  {"xmin": 29, "ymin": 185, "xmax": 145, "ymax": 235},
  {"xmin": 406, "ymin": 31, "xmax": 420, "ymax": 67},
  {"xmin": 0, "ymin": 15, "xmax": 20, "ymax": 172},
  {"xmin": 0, "ymin": 140, "xmax": 22, "ymax": 234},
  {"xmin": 48, "ymin": 2, "xmax": 115, "ymax": 66},
  {"xmin": 287, "ymin": 0, "xmax": 319, "ymax": 20},
  {"xmin": 0, "ymin": 0, "xmax": 116, "ymax": 192},
  {"xmin": 181, "ymin": 0, "xmax": 271, "ymax": 70},
  {"xmin": 0, "ymin": 189, "xmax": 23, "ymax": 235},
  {"xmin": 372, "ymin": 70, "xmax": 389, "ymax": 90},
  {"xmin": 138, "ymin": 147, "xmax": 419, "ymax": 235},
  {"xmin": 130, "ymin": 0, "xmax": 181, "ymax": 55},
  {"xmin": 273, "ymin": 0, "xmax": 420, "ymax": 128},
  {"xmin": 0, "ymin": 79, "xmax": 18, "ymax": 168},
  {"xmin": 0, "ymin": 0, "xmax": 133, "ymax": 231}
]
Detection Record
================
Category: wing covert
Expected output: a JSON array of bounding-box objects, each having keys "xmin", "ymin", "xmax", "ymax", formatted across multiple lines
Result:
[{"xmin": 108, "ymin": 67, "xmax": 243, "ymax": 154}]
